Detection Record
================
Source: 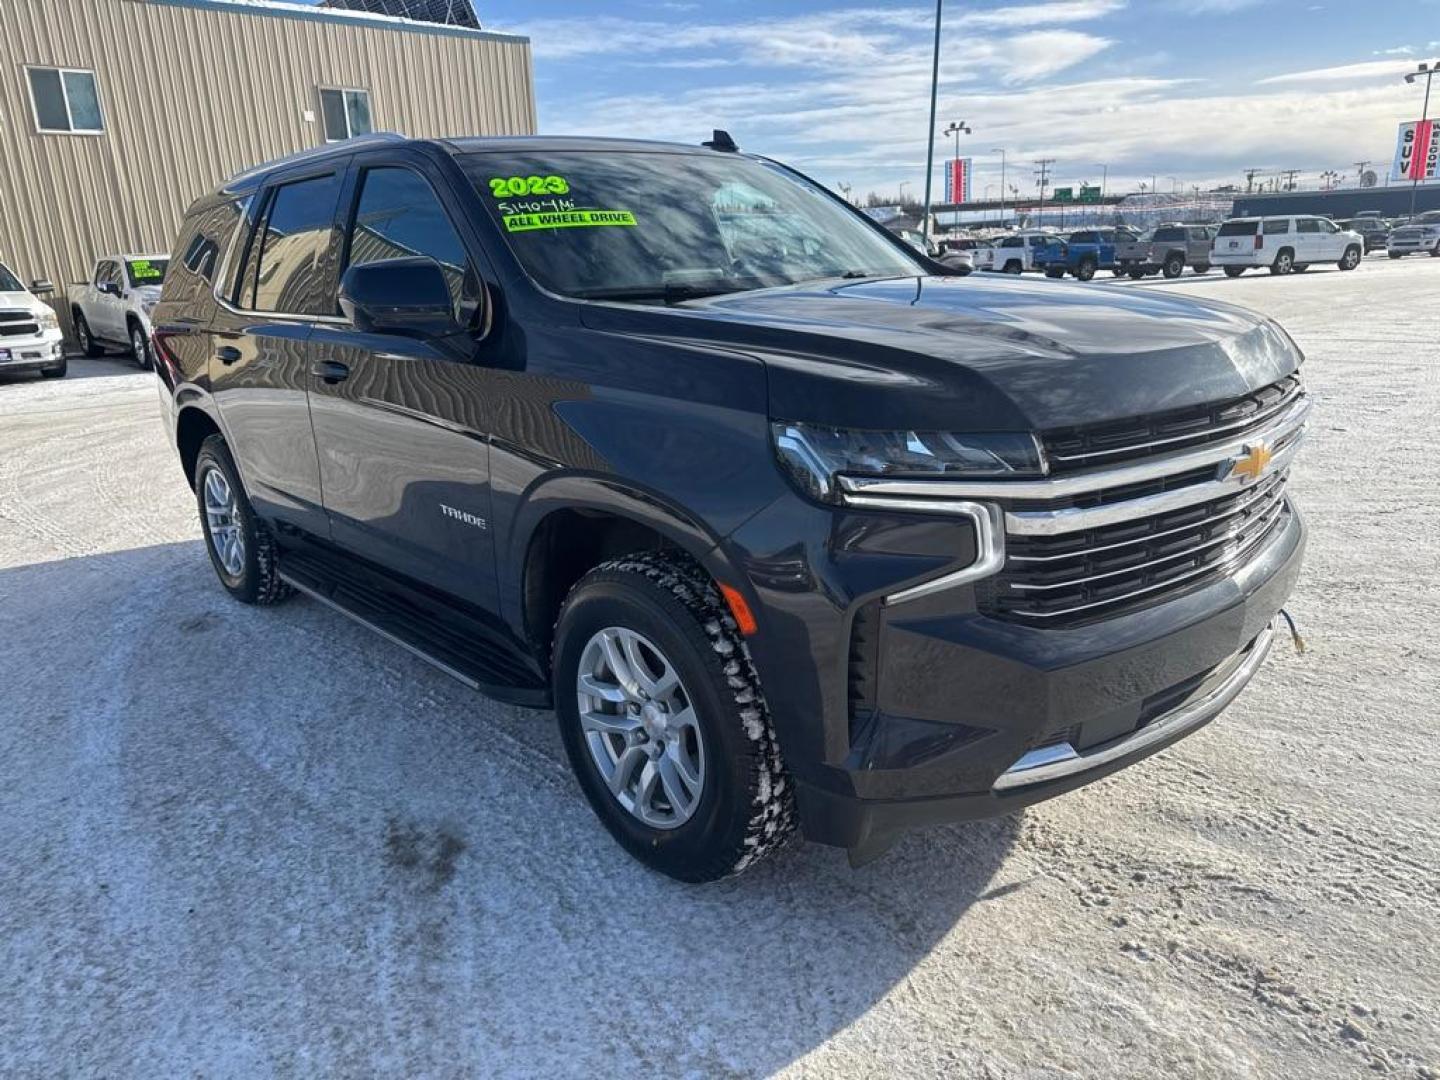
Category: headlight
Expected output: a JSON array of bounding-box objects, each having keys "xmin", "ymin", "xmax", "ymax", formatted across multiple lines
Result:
[
  {"xmin": 38, "ymin": 308, "xmax": 59, "ymax": 332},
  {"xmin": 772, "ymin": 421, "xmax": 1044, "ymax": 503}
]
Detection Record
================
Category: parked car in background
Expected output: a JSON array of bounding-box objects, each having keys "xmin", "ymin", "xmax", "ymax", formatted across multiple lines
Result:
[
  {"xmin": 151, "ymin": 134, "xmax": 1309, "ymax": 879},
  {"xmin": 978, "ymin": 231, "xmax": 1057, "ymax": 273},
  {"xmin": 1114, "ymin": 224, "xmax": 1216, "ymax": 279},
  {"xmin": 1335, "ymin": 218, "xmax": 1388, "ymax": 253},
  {"xmin": 1034, "ymin": 228, "xmax": 1144, "ymax": 281},
  {"xmin": 67, "ymin": 253, "xmax": 170, "ymax": 368},
  {"xmin": 936, "ymin": 248, "xmax": 975, "ymax": 274},
  {"xmin": 1209, "ymin": 216, "xmax": 1363, "ymax": 277},
  {"xmin": 0, "ymin": 260, "xmax": 66, "ymax": 379},
  {"xmin": 1386, "ymin": 211, "xmax": 1440, "ymax": 258}
]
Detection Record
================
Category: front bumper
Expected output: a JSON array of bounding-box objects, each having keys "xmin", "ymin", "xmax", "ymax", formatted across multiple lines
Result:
[
  {"xmin": 789, "ymin": 507, "xmax": 1302, "ymax": 857},
  {"xmin": 0, "ymin": 331, "xmax": 66, "ymax": 373}
]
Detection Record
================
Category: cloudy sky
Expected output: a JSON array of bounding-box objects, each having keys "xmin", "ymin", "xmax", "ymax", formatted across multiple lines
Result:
[{"xmin": 332, "ymin": 0, "xmax": 1436, "ymax": 200}]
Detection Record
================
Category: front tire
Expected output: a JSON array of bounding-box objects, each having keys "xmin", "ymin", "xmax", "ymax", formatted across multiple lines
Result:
[
  {"xmin": 553, "ymin": 553, "xmax": 795, "ymax": 882},
  {"xmin": 1224, "ymin": 266, "xmax": 1246, "ymax": 278},
  {"xmin": 1389, "ymin": 251, "xmax": 1405, "ymax": 259},
  {"xmin": 193, "ymin": 435, "xmax": 293, "ymax": 606},
  {"xmin": 73, "ymin": 312, "xmax": 104, "ymax": 357},
  {"xmin": 1339, "ymin": 246, "xmax": 1361, "ymax": 270}
]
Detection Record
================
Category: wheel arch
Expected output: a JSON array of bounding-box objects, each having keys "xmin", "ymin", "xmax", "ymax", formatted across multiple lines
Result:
[
  {"xmin": 507, "ymin": 474, "xmax": 743, "ymax": 670},
  {"xmin": 175, "ymin": 405, "xmax": 224, "ymax": 490}
]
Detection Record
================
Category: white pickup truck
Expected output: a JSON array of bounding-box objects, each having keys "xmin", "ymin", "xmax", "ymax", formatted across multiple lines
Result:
[
  {"xmin": 0, "ymin": 259, "xmax": 66, "ymax": 379},
  {"xmin": 67, "ymin": 253, "xmax": 169, "ymax": 368}
]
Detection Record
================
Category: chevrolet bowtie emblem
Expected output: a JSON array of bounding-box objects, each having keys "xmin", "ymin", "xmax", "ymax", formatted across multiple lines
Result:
[{"xmin": 1225, "ymin": 442, "xmax": 1273, "ymax": 483}]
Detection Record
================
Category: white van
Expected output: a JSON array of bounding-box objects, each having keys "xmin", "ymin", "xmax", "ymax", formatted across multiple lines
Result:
[{"xmin": 1210, "ymin": 216, "xmax": 1363, "ymax": 277}]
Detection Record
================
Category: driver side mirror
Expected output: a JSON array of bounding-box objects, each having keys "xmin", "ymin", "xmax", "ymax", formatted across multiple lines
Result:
[
  {"xmin": 29, "ymin": 279, "xmax": 54, "ymax": 296},
  {"xmin": 339, "ymin": 257, "xmax": 458, "ymax": 338},
  {"xmin": 99, "ymin": 281, "xmax": 122, "ymax": 297}
]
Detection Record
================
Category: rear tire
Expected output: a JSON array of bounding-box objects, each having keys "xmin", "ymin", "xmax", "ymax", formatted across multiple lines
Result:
[
  {"xmin": 1075, "ymin": 258, "xmax": 1097, "ymax": 282},
  {"xmin": 1003, "ymin": 261, "xmax": 1022, "ymax": 275},
  {"xmin": 1193, "ymin": 264, "xmax": 1210, "ymax": 275},
  {"xmin": 40, "ymin": 359, "xmax": 67, "ymax": 379},
  {"xmin": 1044, "ymin": 267, "xmax": 1065, "ymax": 279},
  {"xmin": 1224, "ymin": 266, "xmax": 1246, "ymax": 278},
  {"xmin": 1270, "ymin": 249, "xmax": 1295, "ymax": 276},
  {"xmin": 73, "ymin": 312, "xmax": 104, "ymax": 357},
  {"xmin": 193, "ymin": 435, "xmax": 293, "ymax": 606},
  {"xmin": 552, "ymin": 552, "xmax": 795, "ymax": 882},
  {"xmin": 1292, "ymin": 263, "xmax": 1310, "ymax": 273},
  {"xmin": 1389, "ymin": 251, "xmax": 1405, "ymax": 259},
  {"xmin": 1162, "ymin": 253, "xmax": 1185, "ymax": 279},
  {"xmin": 1128, "ymin": 268, "xmax": 1145, "ymax": 280}
]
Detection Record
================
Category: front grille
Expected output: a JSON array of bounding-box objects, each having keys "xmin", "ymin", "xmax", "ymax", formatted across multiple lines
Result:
[
  {"xmin": 0, "ymin": 309, "xmax": 40, "ymax": 338},
  {"xmin": 982, "ymin": 470, "xmax": 1290, "ymax": 623},
  {"xmin": 1042, "ymin": 375, "xmax": 1303, "ymax": 473}
]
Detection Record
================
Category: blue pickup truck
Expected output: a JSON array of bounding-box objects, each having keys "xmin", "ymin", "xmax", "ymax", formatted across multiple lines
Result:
[{"xmin": 1033, "ymin": 227, "xmax": 1144, "ymax": 281}]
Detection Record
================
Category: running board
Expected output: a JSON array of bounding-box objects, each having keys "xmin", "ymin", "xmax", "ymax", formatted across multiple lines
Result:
[{"xmin": 277, "ymin": 547, "xmax": 551, "ymax": 709}]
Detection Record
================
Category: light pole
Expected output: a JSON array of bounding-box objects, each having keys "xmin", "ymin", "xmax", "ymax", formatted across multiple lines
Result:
[
  {"xmin": 1404, "ymin": 61, "xmax": 1435, "ymax": 219},
  {"xmin": 992, "ymin": 147, "xmax": 1008, "ymax": 223},
  {"xmin": 1097, "ymin": 163, "xmax": 1108, "ymax": 200},
  {"xmin": 920, "ymin": 0, "xmax": 944, "ymax": 240}
]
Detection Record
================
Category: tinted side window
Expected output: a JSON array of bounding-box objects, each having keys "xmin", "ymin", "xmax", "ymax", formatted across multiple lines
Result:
[
  {"xmin": 345, "ymin": 167, "xmax": 477, "ymax": 320},
  {"xmin": 1296, "ymin": 218, "xmax": 1319, "ymax": 234},
  {"xmin": 247, "ymin": 173, "xmax": 342, "ymax": 315},
  {"xmin": 1153, "ymin": 227, "xmax": 1184, "ymax": 242},
  {"xmin": 167, "ymin": 198, "xmax": 248, "ymax": 304},
  {"xmin": 1263, "ymin": 219, "xmax": 1290, "ymax": 235}
]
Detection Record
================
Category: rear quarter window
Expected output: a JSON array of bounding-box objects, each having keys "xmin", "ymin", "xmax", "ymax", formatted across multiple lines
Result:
[
  {"xmin": 164, "ymin": 198, "xmax": 248, "ymax": 306},
  {"xmin": 1217, "ymin": 221, "xmax": 1258, "ymax": 237}
]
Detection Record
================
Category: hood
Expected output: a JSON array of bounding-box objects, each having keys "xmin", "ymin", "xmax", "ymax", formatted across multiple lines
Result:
[
  {"xmin": 579, "ymin": 275, "xmax": 1301, "ymax": 432},
  {"xmin": 0, "ymin": 290, "xmax": 47, "ymax": 315}
]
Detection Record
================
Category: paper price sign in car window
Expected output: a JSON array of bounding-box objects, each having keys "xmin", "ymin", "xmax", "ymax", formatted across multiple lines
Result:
[
  {"xmin": 129, "ymin": 260, "xmax": 163, "ymax": 280},
  {"xmin": 503, "ymin": 209, "xmax": 636, "ymax": 233}
]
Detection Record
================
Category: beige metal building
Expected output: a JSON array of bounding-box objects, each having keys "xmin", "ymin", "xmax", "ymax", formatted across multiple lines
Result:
[{"xmin": 0, "ymin": 0, "xmax": 535, "ymax": 328}]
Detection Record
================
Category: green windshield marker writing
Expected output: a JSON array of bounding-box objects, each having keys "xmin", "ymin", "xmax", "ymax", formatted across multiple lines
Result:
[{"xmin": 503, "ymin": 210, "xmax": 637, "ymax": 233}]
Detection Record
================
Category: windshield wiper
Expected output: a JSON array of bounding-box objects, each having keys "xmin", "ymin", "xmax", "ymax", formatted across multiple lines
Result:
[{"xmin": 573, "ymin": 282, "xmax": 749, "ymax": 304}]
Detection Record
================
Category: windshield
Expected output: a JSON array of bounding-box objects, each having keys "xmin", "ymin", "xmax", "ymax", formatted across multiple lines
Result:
[
  {"xmin": 0, "ymin": 262, "xmax": 23, "ymax": 292},
  {"xmin": 125, "ymin": 258, "xmax": 168, "ymax": 288},
  {"xmin": 461, "ymin": 151, "xmax": 921, "ymax": 300}
]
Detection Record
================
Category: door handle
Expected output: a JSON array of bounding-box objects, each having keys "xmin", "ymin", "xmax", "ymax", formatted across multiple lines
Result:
[
  {"xmin": 217, "ymin": 346, "xmax": 242, "ymax": 365},
  {"xmin": 310, "ymin": 359, "xmax": 351, "ymax": 384}
]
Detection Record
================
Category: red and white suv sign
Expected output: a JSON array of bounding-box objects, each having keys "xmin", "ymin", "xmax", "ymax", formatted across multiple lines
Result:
[{"xmin": 1394, "ymin": 119, "xmax": 1439, "ymax": 182}]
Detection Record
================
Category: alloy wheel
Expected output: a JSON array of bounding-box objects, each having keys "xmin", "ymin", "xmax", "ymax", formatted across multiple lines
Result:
[
  {"xmin": 576, "ymin": 626, "xmax": 706, "ymax": 829},
  {"xmin": 131, "ymin": 326, "xmax": 150, "ymax": 367},
  {"xmin": 202, "ymin": 466, "xmax": 245, "ymax": 577}
]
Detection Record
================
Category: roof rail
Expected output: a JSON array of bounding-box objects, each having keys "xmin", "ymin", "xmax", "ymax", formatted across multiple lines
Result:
[{"xmin": 224, "ymin": 132, "xmax": 409, "ymax": 187}]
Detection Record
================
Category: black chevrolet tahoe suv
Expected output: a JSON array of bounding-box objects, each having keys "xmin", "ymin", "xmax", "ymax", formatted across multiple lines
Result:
[{"xmin": 152, "ymin": 133, "xmax": 1308, "ymax": 881}]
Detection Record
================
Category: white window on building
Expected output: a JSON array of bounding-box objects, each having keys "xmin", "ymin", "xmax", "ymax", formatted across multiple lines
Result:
[
  {"xmin": 26, "ymin": 67, "xmax": 104, "ymax": 134},
  {"xmin": 319, "ymin": 87, "xmax": 373, "ymax": 142}
]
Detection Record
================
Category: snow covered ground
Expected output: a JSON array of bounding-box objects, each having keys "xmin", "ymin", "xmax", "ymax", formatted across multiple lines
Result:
[{"xmin": 1, "ymin": 256, "xmax": 1436, "ymax": 1079}]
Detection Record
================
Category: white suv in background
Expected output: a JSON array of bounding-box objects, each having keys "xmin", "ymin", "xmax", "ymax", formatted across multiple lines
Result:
[
  {"xmin": 1211, "ymin": 216, "xmax": 1364, "ymax": 277},
  {"xmin": 978, "ymin": 231, "xmax": 1058, "ymax": 273},
  {"xmin": 0, "ymin": 260, "xmax": 66, "ymax": 379}
]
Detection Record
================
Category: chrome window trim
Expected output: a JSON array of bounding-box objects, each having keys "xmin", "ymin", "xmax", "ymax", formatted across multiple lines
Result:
[
  {"xmin": 838, "ymin": 500, "xmax": 1004, "ymax": 605},
  {"xmin": 839, "ymin": 393, "xmax": 1308, "ymax": 504},
  {"xmin": 993, "ymin": 619, "xmax": 1276, "ymax": 791}
]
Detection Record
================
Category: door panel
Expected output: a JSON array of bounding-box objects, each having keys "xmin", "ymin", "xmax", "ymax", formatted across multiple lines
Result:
[
  {"xmin": 307, "ymin": 159, "xmax": 498, "ymax": 611},
  {"xmin": 208, "ymin": 167, "xmax": 345, "ymax": 537},
  {"xmin": 307, "ymin": 330, "xmax": 499, "ymax": 612}
]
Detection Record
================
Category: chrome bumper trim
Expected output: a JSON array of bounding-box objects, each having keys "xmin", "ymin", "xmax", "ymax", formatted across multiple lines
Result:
[
  {"xmin": 992, "ymin": 619, "xmax": 1276, "ymax": 791},
  {"xmin": 841, "ymin": 500, "xmax": 1005, "ymax": 605}
]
